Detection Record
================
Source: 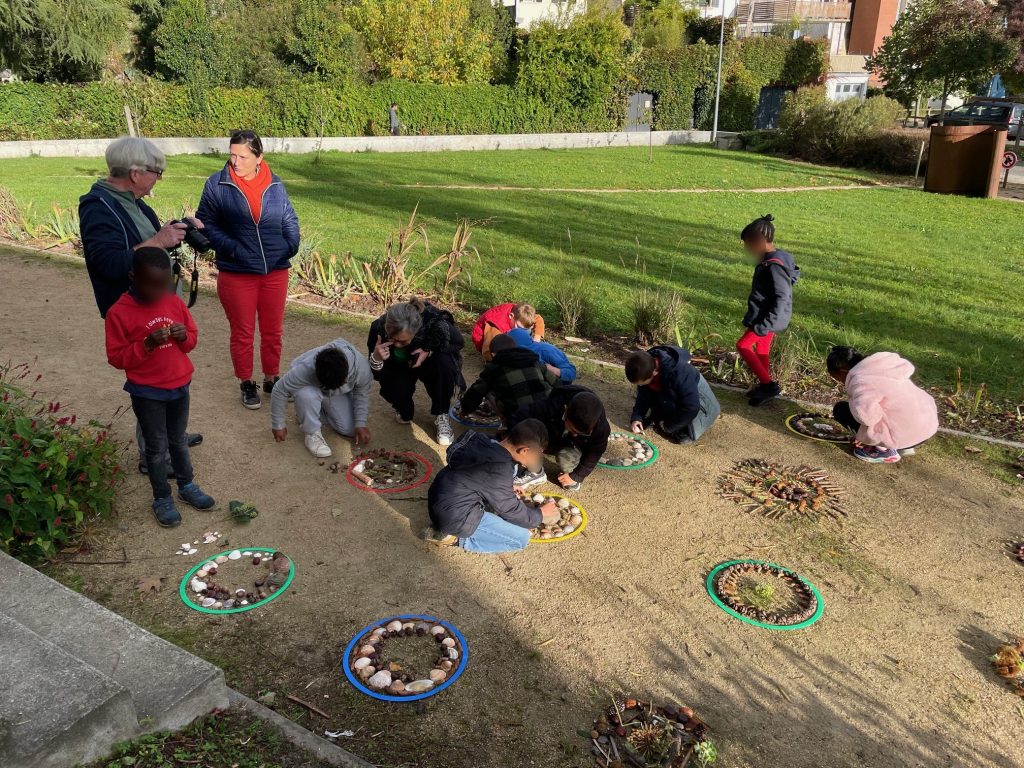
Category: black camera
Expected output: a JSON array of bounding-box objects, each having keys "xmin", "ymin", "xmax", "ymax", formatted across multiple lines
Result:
[{"xmin": 170, "ymin": 217, "xmax": 211, "ymax": 253}]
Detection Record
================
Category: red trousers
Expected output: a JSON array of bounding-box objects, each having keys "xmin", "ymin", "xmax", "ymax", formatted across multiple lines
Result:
[
  {"xmin": 217, "ymin": 269, "xmax": 289, "ymax": 380},
  {"xmin": 736, "ymin": 329, "xmax": 775, "ymax": 384}
]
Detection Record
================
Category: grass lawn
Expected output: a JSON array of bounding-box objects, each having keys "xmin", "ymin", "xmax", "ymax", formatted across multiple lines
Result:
[{"xmin": 1, "ymin": 145, "xmax": 1021, "ymax": 397}]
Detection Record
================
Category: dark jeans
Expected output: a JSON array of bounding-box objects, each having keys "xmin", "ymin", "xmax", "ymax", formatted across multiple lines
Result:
[
  {"xmin": 132, "ymin": 394, "xmax": 194, "ymax": 500},
  {"xmin": 832, "ymin": 401, "xmax": 861, "ymax": 433},
  {"xmin": 377, "ymin": 352, "xmax": 460, "ymax": 419}
]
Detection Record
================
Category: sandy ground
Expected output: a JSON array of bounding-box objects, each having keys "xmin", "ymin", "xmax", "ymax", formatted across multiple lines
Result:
[{"xmin": 3, "ymin": 248, "xmax": 1024, "ymax": 768}]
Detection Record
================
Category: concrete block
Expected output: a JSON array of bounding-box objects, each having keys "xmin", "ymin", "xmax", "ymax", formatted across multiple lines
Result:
[
  {"xmin": 0, "ymin": 552, "xmax": 229, "ymax": 732},
  {"xmin": 0, "ymin": 616, "xmax": 138, "ymax": 768}
]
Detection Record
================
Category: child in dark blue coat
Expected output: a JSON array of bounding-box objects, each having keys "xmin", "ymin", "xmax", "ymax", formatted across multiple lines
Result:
[
  {"xmin": 426, "ymin": 419, "xmax": 559, "ymax": 553},
  {"xmin": 625, "ymin": 346, "xmax": 720, "ymax": 444},
  {"xmin": 736, "ymin": 214, "xmax": 800, "ymax": 406}
]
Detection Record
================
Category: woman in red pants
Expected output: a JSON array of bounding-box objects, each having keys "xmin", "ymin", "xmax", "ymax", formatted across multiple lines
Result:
[
  {"xmin": 197, "ymin": 131, "xmax": 300, "ymax": 409},
  {"xmin": 736, "ymin": 214, "xmax": 800, "ymax": 407}
]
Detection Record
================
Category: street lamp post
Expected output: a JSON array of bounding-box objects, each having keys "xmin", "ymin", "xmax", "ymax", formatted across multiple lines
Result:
[{"xmin": 710, "ymin": 1, "xmax": 727, "ymax": 142}]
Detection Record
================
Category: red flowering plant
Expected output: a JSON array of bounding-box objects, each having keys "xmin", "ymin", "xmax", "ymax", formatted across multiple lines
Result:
[{"xmin": 0, "ymin": 363, "xmax": 124, "ymax": 563}]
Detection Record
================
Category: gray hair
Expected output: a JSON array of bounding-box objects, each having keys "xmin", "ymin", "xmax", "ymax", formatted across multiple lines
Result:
[
  {"xmin": 105, "ymin": 136, "xmax": 166, "ymax": 178},
  {"xmin": 384, "ymin": 301, "xmax": 423, "ymax": 338}
]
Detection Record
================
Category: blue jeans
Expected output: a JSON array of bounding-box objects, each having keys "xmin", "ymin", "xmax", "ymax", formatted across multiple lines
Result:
[
  {"xmin": 459, "ymin": 511, "xmax": 530, "ymax": 554},
  {"xmin": 131, "ymin": 394, "xmax": 194, "ymax": 500}
]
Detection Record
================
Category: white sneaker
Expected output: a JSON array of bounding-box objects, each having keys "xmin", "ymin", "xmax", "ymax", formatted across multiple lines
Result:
[
  {"xmin": 435, "ymin": 414, "xmax": 454, "ymax": 446},
  {"xmin": 304, "ymin": 431, "xmax": 332, "ymax": 458},
  {"xmin": 898, "ymin": 447, "xmax": 916, "ymax": 457},
  {"xmin": 393, "ymin": 409, "xmax": 412, "ymax": 425},
  {"xmin": 514, "ymin": 469, "xmax": 548, "ymax": 490}
]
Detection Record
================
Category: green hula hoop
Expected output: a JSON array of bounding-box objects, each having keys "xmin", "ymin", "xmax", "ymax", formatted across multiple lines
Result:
[
  {"xmin": 179, "ymin": 548, "xmax": 295, "ymax": 615},
  {"xmin": 598, "ymin": 432, "xmax": 660, "ymax": 470},
  {"xmin": 705, "ymin": 559, "xmax": 824, "ymax": 631}
]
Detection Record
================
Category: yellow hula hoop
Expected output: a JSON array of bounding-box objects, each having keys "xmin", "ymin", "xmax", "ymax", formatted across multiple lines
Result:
[{"xmin": 528, "ymin": 493, "xmax": 589, "ymax": 544}]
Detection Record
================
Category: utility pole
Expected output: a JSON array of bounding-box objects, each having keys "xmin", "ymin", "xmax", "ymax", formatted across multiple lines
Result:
[{"xmin": 711, "ymin": 2, "xmax": 727, "ymax": 142}]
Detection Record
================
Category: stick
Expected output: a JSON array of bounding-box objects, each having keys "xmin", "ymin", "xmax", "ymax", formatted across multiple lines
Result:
[
  {"xmin": 592, "ymin": 739, "xmax": 611, "ymax": 762},
  {"xmin": 286, "ymin": 694, "xmax": 328, "ymax": 718},
  {"xmin": 351, "ymin": 469, "xmax": 374, "ymax": 486},
  {"xmin": 537, "ymin": 637, "xmax": 556, "ymax": 648}
]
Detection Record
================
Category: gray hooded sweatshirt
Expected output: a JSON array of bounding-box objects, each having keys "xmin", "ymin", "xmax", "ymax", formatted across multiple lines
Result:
[{"xmin": 270, "ymin": 338, "xmax": 373, "ymax": 431}]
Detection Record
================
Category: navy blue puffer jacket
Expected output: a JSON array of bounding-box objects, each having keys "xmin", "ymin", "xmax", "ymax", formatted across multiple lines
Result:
[{"xmin": 195, "ymin": 164, "xmax": 300, "ymax": 275}]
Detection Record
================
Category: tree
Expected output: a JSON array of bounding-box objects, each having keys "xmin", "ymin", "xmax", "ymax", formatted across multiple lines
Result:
[
  {"xmin": 997, "ymin": 0, "xmax": 1024, "ymax": 91},
  {"xmin": 345, "ymin": 0, "xmax": 496, "ymax": 84},
  {"xmin": 868, "ymin": 0, "xmax": 1018, "ymax": 114},
  {"xmin": 0, "ymin": 0, "xmax": 131, "ymax": 81},
  {"xmin": 633, "ymin": 0, "xmax": 698, "ymax": 51},
  {"xmin": 285, "ymin": 0, "xmax": 366, "ymax": 82},
  {"xmin": 516, "ymin": 8, "xmax": 630, "ymax": 128}
]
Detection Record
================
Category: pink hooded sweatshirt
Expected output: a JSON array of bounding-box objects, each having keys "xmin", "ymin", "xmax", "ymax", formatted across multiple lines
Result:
[{"xmin": 846, "ymin": 352, "xmax": 939, "ymax": 449}]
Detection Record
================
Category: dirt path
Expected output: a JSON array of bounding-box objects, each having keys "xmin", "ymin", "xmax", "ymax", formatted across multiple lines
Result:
[{"xmin": 3, "ymin": 248, "xmax": 1023, "ymax": 768}]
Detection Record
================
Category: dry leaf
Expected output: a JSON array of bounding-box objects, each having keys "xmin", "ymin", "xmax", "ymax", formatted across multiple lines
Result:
[
  {"xmin": 964, "ymin": 446, "xmax": 983, "ymax": 454},
  {"xmin": 135, "ymin": 575, "xmax": 164, "ymax": 594}
]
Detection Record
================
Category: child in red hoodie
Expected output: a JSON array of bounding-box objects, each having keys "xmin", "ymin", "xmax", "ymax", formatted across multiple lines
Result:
[{"xmin": 106, "ymin": 247, "xmax": 215, "ymax": 527}]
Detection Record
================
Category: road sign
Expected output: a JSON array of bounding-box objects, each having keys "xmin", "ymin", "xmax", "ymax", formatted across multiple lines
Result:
[{"xmin": 1002, "ymin": 150, "xmax": 1018, "ymax": 170}]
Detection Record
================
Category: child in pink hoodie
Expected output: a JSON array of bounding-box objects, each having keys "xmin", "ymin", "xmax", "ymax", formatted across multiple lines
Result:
[{"xmin": 827, "ymin": 347, "xmax": 939, "ymax": 464}]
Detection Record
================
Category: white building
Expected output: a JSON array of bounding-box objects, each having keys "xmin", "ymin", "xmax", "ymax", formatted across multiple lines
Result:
[{"xmin": 501, "ymin": 0, "xmax": 587, "ymax": 29}]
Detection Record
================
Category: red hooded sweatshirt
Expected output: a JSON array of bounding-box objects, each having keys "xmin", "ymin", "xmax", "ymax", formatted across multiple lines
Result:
[{"xmin": 105, "ymin": 291, "xmax": 198, "ymax": 390}]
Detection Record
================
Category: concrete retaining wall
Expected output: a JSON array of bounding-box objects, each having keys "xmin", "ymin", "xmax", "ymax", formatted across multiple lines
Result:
[{"xmin": 0, "ymin": 130, "xmax": 739, "ymax": 159}]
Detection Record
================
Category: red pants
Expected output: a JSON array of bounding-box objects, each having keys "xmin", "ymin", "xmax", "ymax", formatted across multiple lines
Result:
[
  {"xmin": 736, "ymin": 329, "xmax": 775, "ymax": 384},
  {"xmin": 217, "ymin": 269, "xmax": 289, "ymax": 380}
]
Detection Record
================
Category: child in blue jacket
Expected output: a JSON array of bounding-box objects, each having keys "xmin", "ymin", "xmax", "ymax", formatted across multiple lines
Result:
[
  {"xmin": 625, "ymin": 346, "xmax": 720, "ymax": 444},
  {"xmin": 507, "ymin": 328, "xmax": 577, "ymax": 383}
]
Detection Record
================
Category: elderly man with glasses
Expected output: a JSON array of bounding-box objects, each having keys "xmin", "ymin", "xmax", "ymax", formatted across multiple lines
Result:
[{"xmin": 79, "ymin": 136, "xmax": 203, "ymax": 473}]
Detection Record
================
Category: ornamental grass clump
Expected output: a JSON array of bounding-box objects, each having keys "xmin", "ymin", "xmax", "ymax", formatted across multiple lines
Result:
[{"xmin": 0, "ymin": 363, "xmax": 123, "ymax": 563}]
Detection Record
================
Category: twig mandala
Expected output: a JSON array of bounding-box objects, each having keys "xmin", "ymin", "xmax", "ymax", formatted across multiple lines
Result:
[{"xmin": 717, "ymin": 458, "xmax": 847, "ymax": 522}]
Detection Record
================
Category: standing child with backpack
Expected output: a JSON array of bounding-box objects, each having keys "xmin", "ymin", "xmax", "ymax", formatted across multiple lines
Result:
[{"xmin": 736, "ymin": 214, "xmax": 800, "ymax": 406}]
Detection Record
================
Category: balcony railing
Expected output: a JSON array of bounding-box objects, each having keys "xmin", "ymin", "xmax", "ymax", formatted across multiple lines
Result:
[{"xmin": 734, "ymin": 1, "xmax": 853, "ymax": 25}]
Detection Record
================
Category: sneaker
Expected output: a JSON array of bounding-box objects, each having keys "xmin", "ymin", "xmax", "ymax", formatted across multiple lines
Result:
[
  {"xmin": 152, "ymin": 497, "xmax": 182, "ymax": 528},
  {"xmin": 393, "ymin": 409, "xmax": 412, "ymax": 425},
  {"xmin": 263, "ymin": 377, "xmax": 280, "ymax": 394},
  {"xmin": 240, "ymin": 380, "xmax": 261, "ymax": 410},
  {"xmin": 178, "ymin": 482, "xmax": 216, "ymax": 509},
  {"xmin": 422, "ymin": 526, "xmax": 457, "ymax": 547},
  {"xmin": 853, "ymin": 444, "xmax": 901, "ymax": 464},
  {"xmin": 304, "ymin": 431, "xmax": 332, "ymax": 458},
  {"xmin": 898, "ymin": 447, "xmax": 916, "ymax": 457},
  {"xmin": 514, "ymin": 468, "xmax": 548, "ymax": 490},
  {"xmin": 748, "ymin": 381, "xmax": 782, "ymax": 407},
  {"xmin": 435, "ymin": 414, "xmax": 454, "ymax": 446},
  {"xmin": 560, "ymin": 480, "xmax": 582, "ymax": 493},
  {"xmin": 186, "ymin": 432, "xmax": 203, "ymax": 448}
]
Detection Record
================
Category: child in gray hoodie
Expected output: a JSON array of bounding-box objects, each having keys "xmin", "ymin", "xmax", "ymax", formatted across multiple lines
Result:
[{"xmin": 270, "ymin": 339, "xmax": 374, "ymax": 458}]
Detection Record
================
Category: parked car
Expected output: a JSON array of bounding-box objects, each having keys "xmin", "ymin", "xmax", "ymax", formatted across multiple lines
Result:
[{"xmin": 926, "ymin": 99, "xmax": 1024, "ymax": 138}]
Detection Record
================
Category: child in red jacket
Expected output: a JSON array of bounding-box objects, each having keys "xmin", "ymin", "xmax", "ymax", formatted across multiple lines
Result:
[
  {"xmin": 106, "ymin": 247, "xmax": 215, "ymax": 527},
  {"xmin": 471, "ymin": 303, "xmax": 545, "ymax": 361}
]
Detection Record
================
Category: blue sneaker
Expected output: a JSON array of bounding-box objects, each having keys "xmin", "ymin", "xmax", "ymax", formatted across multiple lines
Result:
[
  {"xmin": 853, "ymin": 445, "xmax": 901, "ymax": 464},
  {"xmin": 152, "ymin": 497, "xmax": 182, "ymax": 528},
  {"xmin": 178, "ymin": 483, "xmax": 215, "ymax": 510}
]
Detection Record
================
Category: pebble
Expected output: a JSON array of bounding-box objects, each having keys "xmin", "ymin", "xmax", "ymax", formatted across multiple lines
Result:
[
  {"xmin": 430, "ymin": 625, "xmax": 446, "ymax": 637},
  {"xmin": 358, "ymin": 644, "xmax": 375, "ymax": 656},
  {"xmin": 439, "ymin": 659, "xmax": 453, "ymax": 671},
  {"xmin": 372, "ymin": 627, "xmax": 387, "ymax": 637},
  {"xmin": 448, "ymin": 649, "xmax": 459, "ymax": 660},
  {"xmin": 386, "ymin": 620, "xmax": 403, "ymax": 633},
  {"xmin": 429, "ymin": 669, "xmax": 447, "ymax": 683},
  {"xmin": 532, "ymin": 493, "xmax": 546, "ymax": 503},
  {"xmin": 240, "ymin": 600, "xmax": 249, "ymax": 606},
  {"xmin": 357, "ymin": 665, "xmax": 375, "ymax": 680},
  {"xmin": 212, "ymin": 601, "xmax": 223, "ymax": 609},
  {"xmin": 415, "ymin": 622, "xmax": 431, "ymax": 635},
  {"xmin": 441, "ymin": 637, "xmax": 456, "ymax": 648},
  {"xmin": 353, "ymin": 656, "xmax": 372, "ymax": 670},
  {"xmin": 402, "ymin": 622, "xmax": 416, "ymax": 633},
  {"xmin": 201, "ymin": 597, "xmax": 216, "ymax": 607},
  {"xmin": 405, "ymin": 680, "xmax": 434, "ymax": 693},
  {"xmin": 235, "ymin": 588, "xmax": 247, "ymax": 598},
  {"xmin": 367, "ymin": 670, "xmax": 392, "ymax": 689},
  {"xmin": 223, "ymin": 599, "xmax": 235, "ymax": 609},
  {"xmin": 190, "ymin": 578, "xmax": 207, "ymax": 593},
  {"xmin": 215, "ymin": 556, "xmax": 228, "ymax": 564},
  {"xmin": 387, "ymin": 680, "xmax": 406, "ymax": 695},
  {"xmin": 556, "ymin": 498, "xmax": 571, "ymax": 509},
  {"xmin": 196, "ymin": 570, "xmax": 208, "ymax": 579},
  {"xmin": 187, "ymin": 548, "xmax": 197, "ymax": 555},
  {"xmin": 242, "ymin": 551, "xmax": 252, "ymax": 556}
]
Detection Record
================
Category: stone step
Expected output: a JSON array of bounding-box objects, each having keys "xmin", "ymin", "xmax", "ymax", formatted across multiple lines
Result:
[
  {"xmin": 0, "ymin": 615, "xmax": 139, "ymax": 768},
  {"xmin": 0, "ymin": 552, "xmax": 229, "ymax": 735}
]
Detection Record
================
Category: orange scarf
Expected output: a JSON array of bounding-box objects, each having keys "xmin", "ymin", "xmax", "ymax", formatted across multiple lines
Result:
[{"xmin": 228, "ymin": 160, "xmax": 272, "ymax": 223}]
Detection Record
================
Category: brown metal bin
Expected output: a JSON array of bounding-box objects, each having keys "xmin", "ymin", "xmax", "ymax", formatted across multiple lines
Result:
[{"xmin": 924, "ymin": 124, "xmax": 1007, "ymax": 198}]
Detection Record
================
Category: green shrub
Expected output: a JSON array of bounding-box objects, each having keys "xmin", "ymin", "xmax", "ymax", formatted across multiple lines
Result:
[
  {"xmin": 0, "ymin": 364, "xmax": 122, "ymax": 563},
  {"xmin": 717, "ymin": 65, "xmax": 762, "ymax": 132},
  {"xmin": 775, "ymin": 88, "xmax": 913, "ymax": 171},
  {"xmin": 631, "ymin": 287, "xmax": 686, "ymax": 346}
]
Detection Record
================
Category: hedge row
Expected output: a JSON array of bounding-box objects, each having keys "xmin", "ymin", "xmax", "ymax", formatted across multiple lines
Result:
[
  {"xmin": 0, "ymin": 37, "xmax": 830, "ymax": 140},
  {"xmin": 0, "ymin": 80, "xmax": 571, "ymax": 140},
  {"xmin": 636, "ymin": 37, "xmax": 830, "ymax": 131}
]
